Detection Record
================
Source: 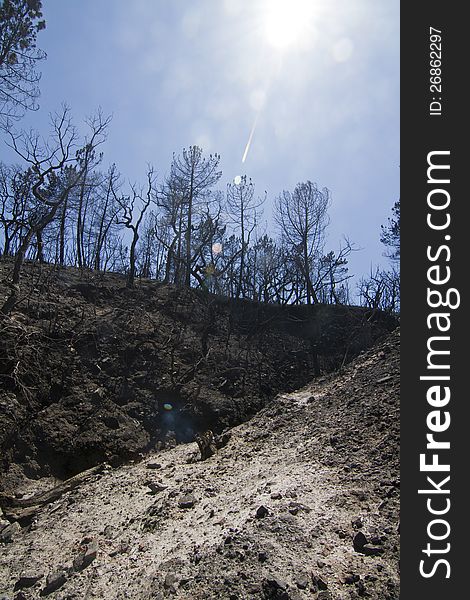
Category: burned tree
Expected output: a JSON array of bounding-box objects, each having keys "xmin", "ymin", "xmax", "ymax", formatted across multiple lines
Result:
[
  {"xmin": 168, "ymin": 146, "xmax": 221, "ymax": 287},
  {"xmin": 1, "ymin": 106, "xmax": 110, "ymax": 314},
  {"xmin": 0, "ymin": 0, "xmax": 46, "ymax": 126},
  {"xmin": 226, "ymin": 175, "xmax": 264, "ymax": 298},
  {"xmin": 113, "ymin": 166, "xmax": 157, "ymax": 287},
  {"xmin": 274, "ymin": 181, "xmax": 330, "ymax": 304}
]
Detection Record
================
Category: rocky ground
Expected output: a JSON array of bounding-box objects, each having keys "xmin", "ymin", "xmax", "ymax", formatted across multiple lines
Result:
[{"xmin": 0, "ymin": 328, "xmax": 400, "ymax": 599}]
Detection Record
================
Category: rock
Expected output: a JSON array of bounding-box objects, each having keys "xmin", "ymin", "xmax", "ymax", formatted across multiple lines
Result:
[
  {"xmin": 214, "ymin": 431, "xmax": 231, "ymax": 449},
  {"xmin": 14, "ymin": 572, "xmax": 43, "ymax": 590},
  {"xmin": 295, "ymin": 573, "xmax": 309, "ymax": 589},
  {"xmin": 164, "ymin": 572, "xmax": 178, "ymax": 593},
  {"xmin": 317, "ymin": 593, "xmax": 332, "ymax": 600},
  {"xmin": 352, "ymin": 516, "xmax": 364, "ymax": 529},
  {"xmin": 146, "ymin": 462, "xmax": 162, "ymax": 470},
  {"xmin": 255, "ymin": 505, "xmax": 269, "ymax": 518},
  {"xmin": 262, "ymin": 578, "xmax": 290, "ymax": 599},
  {"xmin": 312, "ymin": 574, "xmax": 328, "ymax": 591},
  {"xmin": 145, "ymin": 480, "xmax": 168, "ymax": 495},
  {"xmin": 288, "ymin": 501, "xmax": 309, "ymax": 515},
  {"xmin": 344, "ymin": 574, "xmax": 361, "ymax": 585},
  {"xmin": 356, "ymin": 580, "xmax": 367, "ymax": 596},
  {"xmin": 103, "ymin": 524, "xmax": 116, "ymax": 539},
  {"xmin": 178, "ymin": 494, "xmax": 196, "ymax": 509},
  {"xmin": 247, "ymin": 583, "xmax": 262, "ymax": 594},
  {"xmin": 353, "ymin": 531, "xmax": 368, "ymax": 552},
  {"xmin": 258, "ymin": 551, "xmax": 268, "ymax": 562},
  {"xmin": 270, "ymin": 492, "xmax": 282, "ymax": 500},
  {"xmin": 0, "ymin": 522, "xmax": 21, "ymax": 543},
  {"xmin": 73, "ymin": 539, "xmax": 98, "ymax": 572},
  {"xmin": 0, "ymin": 517, "xmax": 11, "ymax": 532},
  {"xmin": 40, "ymin": 571, "xmax": 67, "ymax": 596},
  {"xmin": 369, "ymin": 534, "xmax": 383, "ymax": 545}
]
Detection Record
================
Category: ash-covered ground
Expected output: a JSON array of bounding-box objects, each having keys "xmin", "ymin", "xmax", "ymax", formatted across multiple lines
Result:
[{"xmin": 0, "ymin": 321, "xmax": 399, "ymax": 599}]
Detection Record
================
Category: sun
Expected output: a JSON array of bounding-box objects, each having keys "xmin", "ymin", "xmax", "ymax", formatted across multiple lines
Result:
[{"xmin": 264, "ymin": 0, "xmax": 315, "ymax": 49}]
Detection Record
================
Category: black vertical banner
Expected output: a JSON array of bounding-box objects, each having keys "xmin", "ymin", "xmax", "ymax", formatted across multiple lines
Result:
[{"xmin": 401, "ymin": 3, "xmax": 466, "ymax": 598}]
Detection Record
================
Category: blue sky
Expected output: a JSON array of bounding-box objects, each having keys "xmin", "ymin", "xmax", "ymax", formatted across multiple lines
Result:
[{"xmin": 2, "ymin": 0, "xmax": 399, "ymax": 285}]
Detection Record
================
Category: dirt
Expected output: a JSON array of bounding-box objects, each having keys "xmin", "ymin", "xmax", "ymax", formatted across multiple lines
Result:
[
  {"xmin": 0, "ymin": 260, "xmax": 397, "ymax": 490},
  {"xmin": 0, "ymin": 327, "xmax": 400, "ymax": 599}
]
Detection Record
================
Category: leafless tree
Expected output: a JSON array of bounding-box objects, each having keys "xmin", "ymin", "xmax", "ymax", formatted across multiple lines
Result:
[
  {"xmin": 226, "ymin": 175, "xmax": 264, "ymax": 298},
  {"xmin": 113, "ymin": 166, "xmax": 157, "ymax": 287},
  {"xmin": 168, "ymin": 146, "xmax": 221, "ymax": 286},
  {"xmin": 0, "ymin": 0, "xmax": 46, "ymax": 127},
  {"xmin": 0, "ymin": 162, "xmax": 30, "ymax": 256},
  {"xmin": 274, "ymin": 181, "xmax": 330, "ymax": 304},
  {"xmin": 1, "ymin": 105, "xmax": 110, "ymax": 313},
  {"xmin": 358, "ymin": 266, "xmax": 400, "ymax": 313},
  {"xmin": 314, "ymin": 239, "xmax": 355, "ymax": 304}
]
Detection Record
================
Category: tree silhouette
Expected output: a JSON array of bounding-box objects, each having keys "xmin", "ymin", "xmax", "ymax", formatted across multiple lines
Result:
[
  {"xmin": 0, "ymin": 0, "xmax": 46, "ymax": 126},
  {"xmin": 275, "ymin": 181, "xmax": 330, "ymax": 304},
  {"xmin": 380, "ymin": 199, "xmax": 400, "ymax": 262},
  {"xmin": 168, "ymin": 146, "xmax": 221, "ymax": 286}
]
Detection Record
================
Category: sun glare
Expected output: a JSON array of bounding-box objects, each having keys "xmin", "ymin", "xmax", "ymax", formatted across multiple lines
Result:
[{"xmin": 264, "ymin": 0, "xmax": 314, "ymax": 49}]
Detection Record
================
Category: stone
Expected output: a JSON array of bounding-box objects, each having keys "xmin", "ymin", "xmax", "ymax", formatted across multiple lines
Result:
[
  {"xmin": 146, "ymin": 462, "xmax": 162, "ymax": 470},
  {"xmin": 344, "ymin": 574, "xmax": 360, "ymax": 585},
  {"xmin": 73, "ymin": 539, "xmax": 98, "ymax": 572},
  {"xmin": 352, "ymin": 516, "xmax": 364, "ymax": 529},
  {"xmin": 214, "ymin": 431, "xmax": 231, "ymax": 449},
  {"xmin": 255, "ymin": 505, "xmax": 269, "ymax": 518},
  {"xmin": 14, "ymin": 572, "xmax": 43, "ymax": 590},
  {"xmin": 295, "ymin": 573, "xmax": 309, "ymax": 589},
  {"xmin": 40, "ymin": 571, "xmax": 67, "ymax": 596},
  {"xmin": 103, "ymin": 525, "xmax": 116, "ymax": 539},
  {"xmin": 146, "ymin": 480, "xmax": 168, "ymax": 495},
  {"xmin": 356, "ymin": 580, "xmax": 367, "ymax": 596},
  {"xmin": 312, "ymin": 574, "xmax": 328, "ymax": 591},
  {"xmin": 178, "ymin": 494, "xmax": 196, "ymax": 509},
  {"xmin": 262, "ymin": 578, "xmax": 290, "ymax": 599},
  {"xmin": 0, "ymin": 522, "xmax": 21, "ymax": 543},
  {"xmin": 164, "ymin": 572, "xmax": 178, "ymax": 593},
  {"xmin": 353, "ymin": 531, "xmax": 368, "ymax": 552}
]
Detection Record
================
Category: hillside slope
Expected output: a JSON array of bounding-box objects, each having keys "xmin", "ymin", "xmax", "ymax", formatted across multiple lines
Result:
[
  {"xmin": 0, "ymin": 260, "xmax": 396, "ymax": 490},
  {"xmin": 0, "ymin": 329, "xmax": 400, "ymax": 600}
]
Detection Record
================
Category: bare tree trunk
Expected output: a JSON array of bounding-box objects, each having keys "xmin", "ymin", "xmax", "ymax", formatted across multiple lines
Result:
[
  {"xmin": 1, "ymin": 228, "xmax": 34, "ymax": 314},
  {"xmin": 76, "ymin": 169, "xmax": 88, "ymax": 268},
  {"xmin": 58, "ymin": 194, "xmax": 68, "ymax": 266},
  {"xmin": 128, "ymin": 232, "xmax": 138, "ymax": 287},
  {"xmin": 185, "ymin": 168, "xmax": 194, "ymax": 287},
  {"xmin": 36, "ymin": 229, "xmax": 44, "ymax": 263}
]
